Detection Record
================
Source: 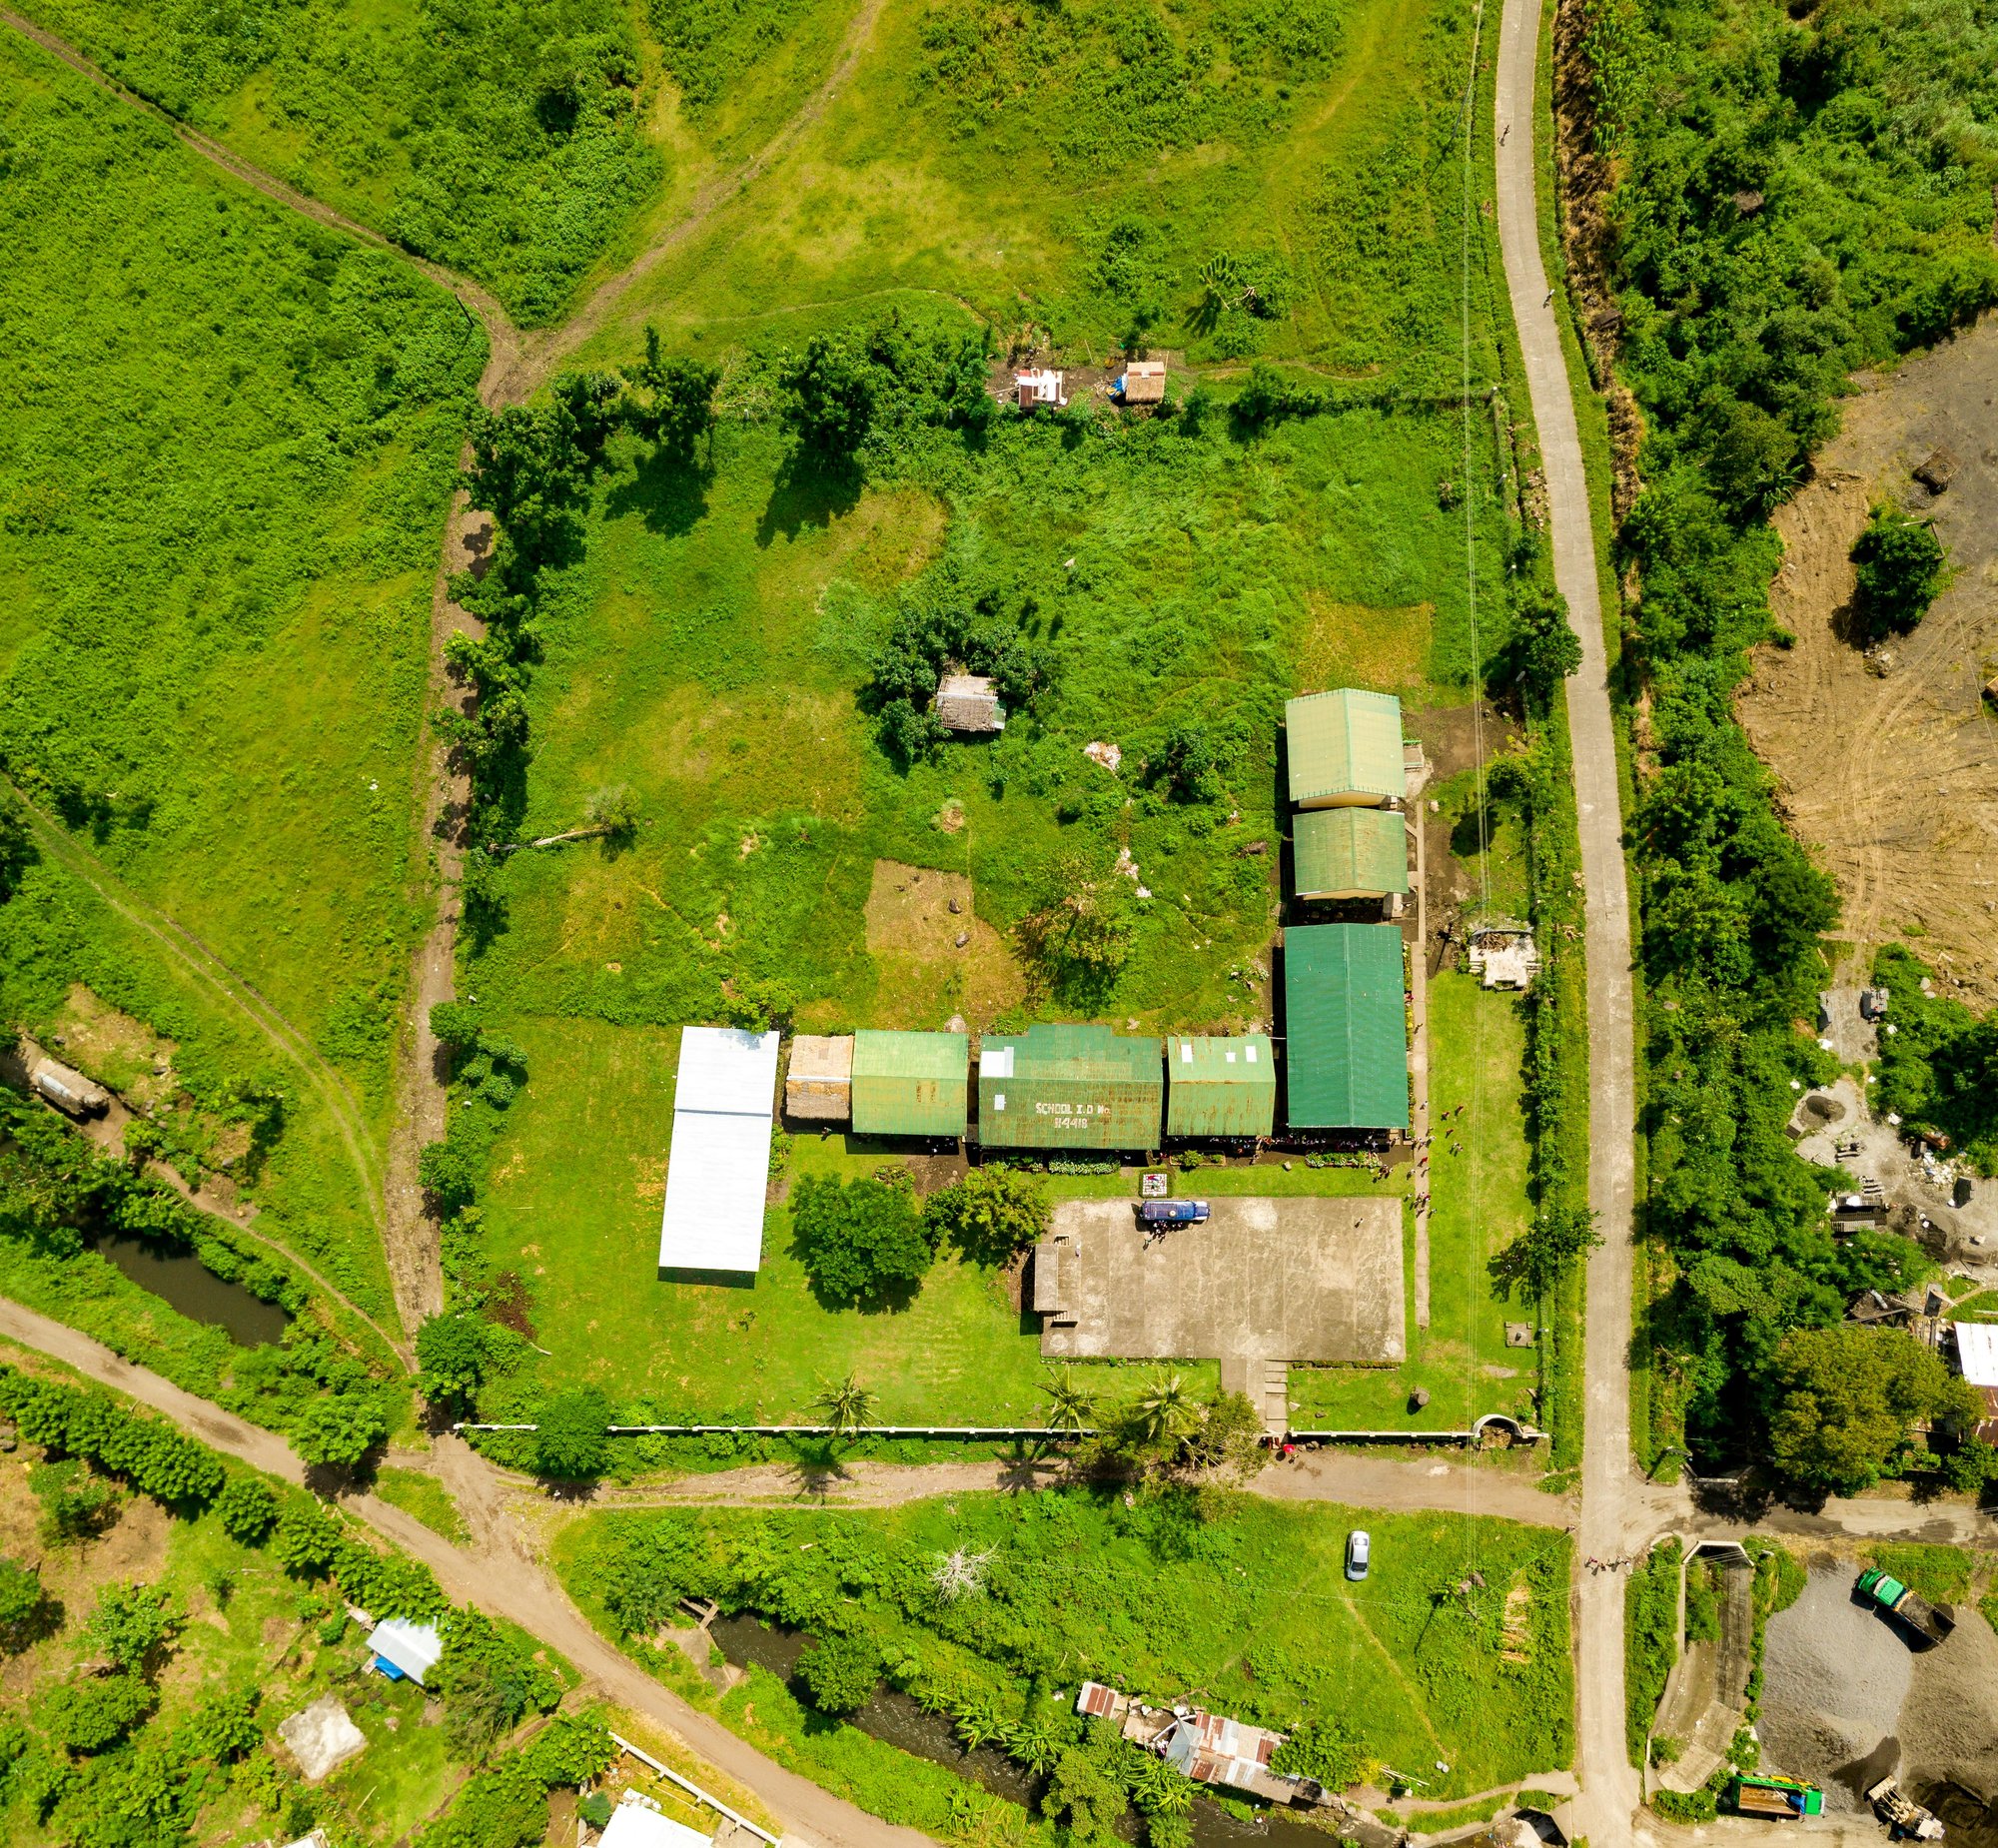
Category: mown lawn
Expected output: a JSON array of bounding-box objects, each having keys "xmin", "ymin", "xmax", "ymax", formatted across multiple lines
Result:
[{"xmin": 558, "ymin": 1490, "xmax": 1575, "ymax": 1804}]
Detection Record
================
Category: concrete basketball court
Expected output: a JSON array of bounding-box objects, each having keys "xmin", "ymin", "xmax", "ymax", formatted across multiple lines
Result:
[{"xmin": 1035, "ymin": 1196, "xmax": 1406, "ymax": 1365}]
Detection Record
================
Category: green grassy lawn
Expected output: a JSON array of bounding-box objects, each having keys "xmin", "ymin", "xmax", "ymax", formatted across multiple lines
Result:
[
  {"xmin": 0, "ymin": 33, "xmax": 482, "ymax": 1315},
  {"xmin": 1290, "ymin": 971, "xmax": 1534, "ymax": 1431},
  {"xmin": 558, "ymin": 1490, "xmax": 1574, "ymax": 1807},
  {"xmin": 371, "ymin": 1465, "xmax": 470, "ymax": 1545}
]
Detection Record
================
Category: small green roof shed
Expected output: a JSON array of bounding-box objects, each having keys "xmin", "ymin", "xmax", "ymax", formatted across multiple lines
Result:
[
  {"xmin": 1293, "ymin": 807, "xmax": 1410, "ymax": 901},
  {"xmin": 1286, "ymin": 689, "xmax": 1405, "ymax": 808},
  {"xmin": 1165, "ymin": 1034, "xmax": 1276, "ymax": 1139},
  {"xmin": 851, "ymin": 1030, "xmax": 969, "ymax": 1138},
  {"xmin": 1284, "ymin": 923, "xmax": 1409, "ymax": 1130},
  {"xmin": 978, "ymin": 1023, "xmax": 1163, "ymax": 1150}
]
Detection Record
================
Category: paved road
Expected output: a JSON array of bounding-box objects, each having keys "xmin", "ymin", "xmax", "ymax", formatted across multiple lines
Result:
[{"xmin": 1492, "ymin": 0, "xmax": 1642, "ymax": 1838}]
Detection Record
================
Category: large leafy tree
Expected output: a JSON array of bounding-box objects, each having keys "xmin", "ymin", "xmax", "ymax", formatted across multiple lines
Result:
[
  {"xmin": 791, "ymin": 1174, "xmax": 934, "ymax": 1308},
  {"xmin": 1767, "ymin": 1327, "xmax": 1981, "ymax": 1493},
  {"xmin": 535, "ymin": 1386, "xmax": 612, "ymax": 1481},
  {"xmin": 923, "ymin": 1167, "xmax": 1050, "ymax": 1266}
]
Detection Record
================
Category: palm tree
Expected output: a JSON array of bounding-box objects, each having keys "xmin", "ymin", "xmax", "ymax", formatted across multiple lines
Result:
[
  {"xmin": 813, "ymin": 1373, "xmax": 874, "ymax": 1439},
  {"xmin": 1134, "ymin": 1756, "xmax": 1193, "ymax": 1816},
  {"xmin": 1038, "ymin": 1367, "xmax": 1094, "ymax": 1443},
  {"xmin": 1134, "ymin": 1371, "xmax": 1198, "ymax": 1448},
  {"xmin": 1007, "ymin": 1713, "xmax": 1063, "ymax": 1776}
]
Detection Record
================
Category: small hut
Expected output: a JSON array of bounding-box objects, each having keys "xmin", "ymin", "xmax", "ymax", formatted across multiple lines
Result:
[
  {"xmin": 1116, "ymin": 360, "xmax": 1167, "ymax": 404},
  {"xmin": 1015, "ymin": 369, "xmax": 1067, "ymax": 410},
  {"xmin": 936, "ymin": 674, "xmax": 1005, "ymax": 733},
  {"xmin": 785, "ymin": 1035, "xmax": 853, "ymax": 1123}
]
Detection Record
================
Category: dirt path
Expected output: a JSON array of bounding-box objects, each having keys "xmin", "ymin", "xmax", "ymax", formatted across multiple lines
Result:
[
  {"xmin": 0, "ymin": 7, "xmax": 516, "ymax": 380},
  {"xmin": 1493, "ymin": 0, "xmax": 1639, "ymax": 1838},
  {"xmin": 5, "ymin": 784, "xmax": 391, "ymax": 1242},
  {"xmin": 493, "ymin": 0, "xmax": 891, "ymax": 401}
]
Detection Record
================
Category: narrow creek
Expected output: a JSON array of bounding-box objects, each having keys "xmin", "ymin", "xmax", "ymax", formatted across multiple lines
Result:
[
  {"xmin": 709, "ymin": 1615, "xmax": 1352, "ymax": 1848},
  {"xmin": 89, "ymin": 1232, "xmax": 290, "ymax": 1347}
]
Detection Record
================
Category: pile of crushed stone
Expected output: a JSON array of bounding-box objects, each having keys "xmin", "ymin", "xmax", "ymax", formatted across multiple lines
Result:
[{"xmin": 1898, "ymin": 1608, "xmax": 1998, "ymax": 1801}]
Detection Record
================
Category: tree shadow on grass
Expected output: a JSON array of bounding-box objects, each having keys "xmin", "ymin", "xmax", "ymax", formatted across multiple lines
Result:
[
  {"xmin": 756, "ymin": 455, "xmax": 862, "ymax": 550},
  {"xmin": 601, "ymin": 446, "xmax": 713, "ymax": 539}
]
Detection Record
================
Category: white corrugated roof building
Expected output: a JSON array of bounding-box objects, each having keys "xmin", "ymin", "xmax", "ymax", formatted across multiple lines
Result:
[
  {"xmin": 1954, "ymin": 1321, "xmax": 1998, "ymax": 1386},
  {"xmin": 659, "ymin": 1028, "xmax": 780, "ymax": 1275},
  {"xmin": 597, "ymin": 1792, "xmax": 714, "ymax": 1848},
  {"xmin": 369, "ymin": 1617, "xmax": 444, "ymax": 1685}
]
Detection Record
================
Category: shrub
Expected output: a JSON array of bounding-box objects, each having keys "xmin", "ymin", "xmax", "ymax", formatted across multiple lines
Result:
[
  {"xmin": 1269, "ymin": 1717, "xmax": 1371, "ymax": 1788},
  {"xmin": 1851, "ymin": 509, "xmax": 1946, "ymax": 639},
  {"xmin": 0, "ymin": 1558, "xmax": 51, "ymax": 1651},
  {"xmin": 921, "ymin": 1168, "xmax": 1050, "ymax": 1266},
  {"xmin": 797, "ymin": 1631, "xmax": 881, "ymax": 1714},
  {"xmin": 790, "ymin": 1174, "xmax": 934, "ymax": 1308},
  {"xmin": 82, "ymin": 1583, "xmax": 184, "ymax": 1672},
  {"xmin": 535, "ymin": 1386, "xmax": 612, "ymax": 1481},
  {"xmin": 37, "ymin": 1673, "xmax": 155, "ymax": 1752},
  {"xmin": 293, "ymin": 1393, "xmax": 391, "ymax": 1470},
  {"xmin": 416, "ymin": 1314, "xmax": 490, "ymax": 1407},
  {"xmin": 215, "ymin": 1475, "xmax": 279, "ymax": 1544}
]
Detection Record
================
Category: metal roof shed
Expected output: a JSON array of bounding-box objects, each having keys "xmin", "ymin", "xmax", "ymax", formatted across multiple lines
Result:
[
  {"xmin": 1955, "ymin": 1322, "xmax": 1998, "ymax": 1387},
  {"xmin": 369, "ymin": 1618, "xmax": 443, "ymax": 1685},
  {"xmin": 1165, "ymin": 1035, "xmax": 1276, "ymax": 1139},
  {"xmin": 1285, "ymin": 689, "xmax": 1405, "ymax": 808},
  {"xmin": 1293, "ymin": 807, "xmax": 1409, "ymax": 900},
  {"xmin": 851, "ymin": 1029, "xmax": 969, "ymax": 1138},
  {"xmin": 1284, "ymin": 924, "xmax": 1409, "ymax": 1130},
  {"xmin": 978, "ymin": 1023, "xmax": 1163, "ymax": 1150},
  {"xmin": 659, "ymin": 1027, "xmax": 779, "ymax": 1276}
]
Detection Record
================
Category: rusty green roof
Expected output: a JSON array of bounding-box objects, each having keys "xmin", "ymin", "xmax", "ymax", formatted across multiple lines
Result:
[
  {"xmin": 1285, "ymin": 689, "xmax": 1404, "ymax": 806},
  {"xmin": 1293, "ymin": 807, "xmax": 1409, "ymax": 899},
  {"xmin": 851, "ymin": 1030, "xmax": 969, "ymax": 1138},
  {"xmin": 1284, "ymin": 924, "xmax": 1409, "ymax": 1130},
  {"xmin": 1165, "ymin": 1035, "xmax": 1276, "ymax": 1138},
  {"xmin": 978, "ymin": 1023, "xmax": 1163, "ymax": 1149}
]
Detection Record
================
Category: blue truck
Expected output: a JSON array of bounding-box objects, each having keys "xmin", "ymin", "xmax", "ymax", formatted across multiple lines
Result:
[{"xmin": 1137, "ymin": 1200, "xmax": 1211, "ymax": 1225}]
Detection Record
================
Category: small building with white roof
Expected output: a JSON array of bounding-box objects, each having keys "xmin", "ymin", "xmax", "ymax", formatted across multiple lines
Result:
[
  {"xmin": 659, "ymin": 1027, "xmax": 780, "ymax": 1278},
  {"xmin": 596, "ymin": 1791, "xmax": 715, "ymax": 1848},
  {"xmin": 1015, "ymin": 369, "xmax": 1067, "ymax": 409},
  {"xmin": 369, "ymin": 1616, "xmax": 444, "ymax": 1685}
]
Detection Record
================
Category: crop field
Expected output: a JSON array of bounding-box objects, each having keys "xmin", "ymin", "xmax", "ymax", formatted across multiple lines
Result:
[
  {"xmin": 0, "ymin": 34, "xmax": 482, "ymax": 1311},
  {"xmin": 558, "ymin": 1490, "xmax": 1574, "ymax": 1807}
]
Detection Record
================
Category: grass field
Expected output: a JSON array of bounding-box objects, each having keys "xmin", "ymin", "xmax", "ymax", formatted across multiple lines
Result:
[
  {"xmin": 0, "ymin": 32, "xmax": 481, "ymax": 1314},
  {"xmin": 559, "ymin": 1490, "xmax": 1573, "ymax": 1807}
]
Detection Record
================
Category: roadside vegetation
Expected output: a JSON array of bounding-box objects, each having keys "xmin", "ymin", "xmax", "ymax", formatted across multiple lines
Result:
[
  {"xmin": 560, "ymin": 1491, "xmax": 1573, "ymax": 1817},
  {"xmin": 1582, "ymin": 0, "xmax": 1998, "ymax": 1477},
  {"xmin": 0, "ymin": 1355, "xmax": 588, "ymax": 1846},
  {"xmin": 1870, "ymin": 945, "xmax": 1998, "ymax": 1177}
]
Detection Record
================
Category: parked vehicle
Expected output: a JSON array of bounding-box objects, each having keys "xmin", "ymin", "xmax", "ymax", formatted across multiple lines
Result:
[
  {"xmin": 1345, "ymin": 1530, "xmax": 1370, "ymax": 1581},
  {"xmin": 1857, "ymin": 1567, "xmax": 1957, "ymax": 1646},
  {"xmin": 1723, "ymin": 1775, "xmax": 1825, "ymax": 1820},
  {"xmin": 1136, "ymin": 1199, "xmax": 1211, "ymax": 1225}
]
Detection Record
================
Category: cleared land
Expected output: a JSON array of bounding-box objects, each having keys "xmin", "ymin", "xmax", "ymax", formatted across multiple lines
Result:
[{"xmin": 1736, "ymin": 310, "xmax": 1998, "ymax": 1006}]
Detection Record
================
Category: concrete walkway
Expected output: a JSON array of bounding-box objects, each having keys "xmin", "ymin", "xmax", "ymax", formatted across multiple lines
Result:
[{"xmin": 1492, "ymin": 0, "xmax": 1642, "ymax": 1839}]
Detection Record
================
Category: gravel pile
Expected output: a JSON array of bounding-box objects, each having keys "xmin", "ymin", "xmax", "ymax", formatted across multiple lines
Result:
[
  {"xmin": 1758, "ymin": 1570, "xmax": 1912, "ymax": 1810},
  {"xmin": 1899, "ymin": 1606, "xmax": 1998, "ymax": 1800}
]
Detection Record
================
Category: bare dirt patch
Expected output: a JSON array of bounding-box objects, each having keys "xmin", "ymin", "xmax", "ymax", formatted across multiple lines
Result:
[
  {"xmin": 862, "ymin": 859, "xmax": 1024, "ymax": 1030},
  {"xmin": 1737, "ymin": 312, "xmax": 1998, "ymax": 1006},
  {"xmin": 49, "ymin": 983, "xmax": 178, "ymax": 1111}
]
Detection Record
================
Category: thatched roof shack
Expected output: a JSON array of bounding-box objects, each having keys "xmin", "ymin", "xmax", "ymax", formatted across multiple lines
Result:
[
  {"xmin": 936, "ymin": 673, "xmax": 1005, "ymax": 733},
  {"xmin": 1116, "ymin": 360, "xmax": 1167, "ymax": 404}
]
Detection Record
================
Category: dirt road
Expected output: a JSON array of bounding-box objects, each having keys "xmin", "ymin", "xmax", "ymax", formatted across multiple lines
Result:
[{"xmin": 1494, "ymin": 0, "xmax": 1640, "ymax": 1837}]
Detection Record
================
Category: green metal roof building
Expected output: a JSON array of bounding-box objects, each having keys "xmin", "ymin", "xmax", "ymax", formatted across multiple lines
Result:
[
  {"xmin": 978, "ymin": 1024, "xmax": 1163, "ymax": 1150},
  {"xmin": 1293, "ymin": 807, "xmax": 1410, "ymax": 901},
  {"xmin": 1165, "ymin": 1034, "xmax": 1276, "ymax": 1139},
  {"xmin": 1286, "ymin": 689, "xmax": 1405, "ymax": 808},
  {"xmin": 850, "ymin": 1030, "xmax": 969, "ymax": 1138},
  {"xmin": 1284, "ymin": 924, "xmax": 1410, "ymax": 1130}
]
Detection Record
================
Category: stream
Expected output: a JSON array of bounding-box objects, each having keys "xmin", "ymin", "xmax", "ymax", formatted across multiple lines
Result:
[
  {"xmin": 89, "ymin": 1232, "xmax": 290, "ymax": 1347},
  {"xmin": 709, "ymin": 1615, "xmax": 1357, "ymax": 1848}
]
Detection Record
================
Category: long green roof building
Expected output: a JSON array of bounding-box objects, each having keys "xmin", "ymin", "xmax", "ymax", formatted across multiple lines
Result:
[
  {"xmin": 1165, "ymin": 1034, "xmax": 1276, "ymax": 1139},
  {"xmin": 851, "ymin": 1030, "xmax": 969, "ymax": 1138},
  {"xmin": 978, "ymin": 1023, "xmax": 1163, "ymax": 1150},
  {"xmin": 1284, "ymin": 924, "xmax": 1409, "ymax": 1130},
  {"xmin": 1293, "ymin": 807, "xmax": 1410, "ymax": 901},
  {"xmin": 1286, "ymin": 689, "xmax": 1405, "ymax": 808}
]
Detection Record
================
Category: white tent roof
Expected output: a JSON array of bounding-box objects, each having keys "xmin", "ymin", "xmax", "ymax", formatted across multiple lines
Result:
[
  {"xmin": 598, "ymin": 1795, "xmax": 713, "ymax": 1848},
  {"xmin": 370, "ymin": 1617, "xmax": 444, "ymax": 1684},
  {"xmin": 659, "ymin": 1028, "xmax": 779, "ymax": 1275},
  {"xmin": 1955, "ymin": 1321, "xmax": 1998, "ymax": 1386}
]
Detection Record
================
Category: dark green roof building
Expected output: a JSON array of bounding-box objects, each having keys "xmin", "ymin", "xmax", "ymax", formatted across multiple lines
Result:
[
  {"xmin": 1285, "ymin": 689, "xmax": 1405, "ymax": 808},
  {"xmin": 1284, "ymin": 924, "xmax": 1409, "ymax": 1131},
  {"xmin": 1293, "ymin": 807, "xmax": 1410, "ymax": 901},
  {"xmin": 1165, "ymin": 1034, "xmax": 1276, "ymax": 1139},
  {"xmin": 978, "ymin": 1023, "xmax": 1163, "ymax": 1150},
  {"xmin": 851, "ymin": 1030, "xmax": 969, "ymax": 1138}
]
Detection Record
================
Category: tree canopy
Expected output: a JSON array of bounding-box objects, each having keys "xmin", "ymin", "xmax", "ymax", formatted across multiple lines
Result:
[{"xmin": 1766, "ymin": 1326, "xmax": 1980, "ymax": 1494}]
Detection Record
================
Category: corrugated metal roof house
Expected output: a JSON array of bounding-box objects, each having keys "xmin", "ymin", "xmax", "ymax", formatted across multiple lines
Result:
[
  {"xmin": 851, "ymin": 1029, "xmax": 969, "ymax": 1139},
  {"xmin": 936, "ymin": 674, "xmax": 1005, "ymax": 733},
  {"xmin": 369, "ymin": 1618, "xmax": 443, "ymax": 1685},
  {"xmin": 1284, "ymin": 924, "xmax": 1409, "ymax": 1131},
  {"xmin": 1285, "ymin": 689, "xmax": 1405, "ymax": 808},
  {"xmin": 1165, "ymin": 1035, "xmax": 1276, "ymax": 1139},
  {"xmin": 785, "ymin": 1035, "xmax": 853, "ymax": 1122},
  {"xmin": 1292, "ymin": 807, "xmax": 1409, "ymax": 901},
  {"xmin": 659, "ymin": 1027, "xmax": 780, "ymax": 1275},
  {"xmin": 978, "ymin": 1023, "xmax": 1163, "ymax": 1150}
]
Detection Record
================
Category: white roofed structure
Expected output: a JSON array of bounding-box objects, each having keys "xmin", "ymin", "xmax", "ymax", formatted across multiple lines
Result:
[
  {"xmin": 1954, "ymin": 1321, "xmax": 1998, "ymax": 1386},
  {"xmin": 598, "ymin": 1792, "xmax": 714, "ymax": 1848},
  {"xmin": 369, "ymin": 1617, "xmax": 444, "ymax": 1685},
  {"xmin": 660, "ymin": 1028, "xmax": 779, "ymax": 1276}
]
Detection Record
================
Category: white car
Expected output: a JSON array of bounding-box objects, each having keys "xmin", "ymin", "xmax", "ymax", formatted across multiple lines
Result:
[{"xmin": 1345, "ymin": 1529, "xmax": 1371, "ymax": 1581}]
